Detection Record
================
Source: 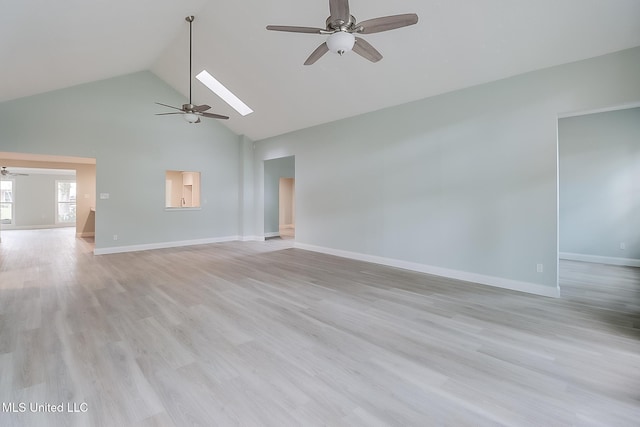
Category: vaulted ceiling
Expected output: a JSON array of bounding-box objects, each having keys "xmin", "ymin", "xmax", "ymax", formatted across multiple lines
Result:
[{"xmin": 3, "ymin": 0, "xmax": 640, "ymax": 140}]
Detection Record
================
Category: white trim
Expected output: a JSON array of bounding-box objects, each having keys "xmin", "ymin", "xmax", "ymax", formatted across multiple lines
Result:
[
  {"xmin": 264, "ymin": 232, "xmax": 280, "ymax": 238},
  {"xmin": 558, "ymin": 101, "xmax": 640, "ymax": 119},
  {"xmin": 94, "ymin": 235, "xmax": 239, "ymax": 255},
  {"xmin": 4, "ymin": 224, "xmax": 71, "ymax": 230},
  {"xmin": 555, "ymin": 116, "xmax": 561, "ymax": 294},
  {"xmin": 77, "ymin": 232, "xmax": 95, "ymax": 238},
  {"xmin": 559, "ymin": 252, "xmax": 640, "ymax": 268},
  {"xmin": 295, "ymin": 243, "xmax": 560, "ymax": 298},
  {"xmin": 240, "ymin": 235, "xmax": 264, "ymax": 242}
]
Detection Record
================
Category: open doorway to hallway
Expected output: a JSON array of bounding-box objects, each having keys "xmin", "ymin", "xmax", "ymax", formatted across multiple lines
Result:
[{"xmin": 557, "ymin": 105, "xmax": 640, "ymax": 304}]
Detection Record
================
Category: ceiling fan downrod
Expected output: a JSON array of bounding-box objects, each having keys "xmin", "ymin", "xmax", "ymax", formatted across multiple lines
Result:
[{"xmin": 186, "ymin": 16, "xmax": 194, "ymax": 105}]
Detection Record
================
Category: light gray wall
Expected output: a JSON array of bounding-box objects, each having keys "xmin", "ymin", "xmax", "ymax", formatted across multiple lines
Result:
[
  {"xmin": 0, "ymin": 71, "xmax": 242, "ymax": 250},
  {"xmin": 238, "ymin": 135, "xmax": 255, "ymax": 239},
  {"xmin": 254, "ymin": 47, "xmax": 640, "ymax": 294},
  {"xmin": 264, "ymin": 156, "xmax": 295, "ymax": 235},
  {"xmin": 9, "ymin": 174, "xmax": 75, "ymax": 229},
  {"xmin": 559, "ymin": 107, "xmax": 640, "ymax": 262}
]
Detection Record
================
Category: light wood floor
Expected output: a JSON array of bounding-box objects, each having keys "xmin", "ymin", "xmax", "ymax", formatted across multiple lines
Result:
[{"xmin": 0, "ymin": 228, "xmax": 639, "ymax": 426}]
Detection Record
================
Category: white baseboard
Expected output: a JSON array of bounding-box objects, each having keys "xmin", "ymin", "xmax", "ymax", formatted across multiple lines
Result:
[
  {"xmin": 240, "ymin": 235, "xmax": 264, "ymax": 242},
  {"xmin": 264, "ymin": 232, "xmax": 280, "ymax": 238},
  {"xmin": 77, "ymin": 232, "xmax": 95, "ymax": 238},
  {"xmin": 559, "ymin": 252, "xmax": 640, "ymax": 268},
  {"xmin": 295, "ymin": 242, "xmax": 559, "ymax": 298},
  {"xmin": 5, "ymin": 224, "xmax": 72, "ymax": 231},
  {"xmin": 94, "ymin": 235, "xmax": 239, "ymax": 255}
]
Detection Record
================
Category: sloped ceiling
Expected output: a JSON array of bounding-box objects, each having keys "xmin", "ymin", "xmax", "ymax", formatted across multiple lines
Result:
[{"xmin": 2, "ymin": 0, "xmax": 640, "ymax": 141}]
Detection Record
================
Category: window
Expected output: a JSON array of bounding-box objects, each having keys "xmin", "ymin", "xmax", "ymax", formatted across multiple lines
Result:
[
  {"xmin": 165, "ymin": 171, "xmax": 201, "ymax": 208},
  {"xmin": 0, "ymin": 179, "xmax": 14, "ymax": 225},
  {"xmin": 56, "ymin": 180, "xmax": 76, "ymax": 224}
]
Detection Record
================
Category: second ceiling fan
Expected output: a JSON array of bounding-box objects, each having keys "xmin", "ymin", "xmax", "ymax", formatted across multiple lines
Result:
[
  {"xmin": 156, "ymin": 16, "xmax": 228, "ymax": 123},
  {"xmin": 267, "ymin": 0, "xmax": 418, "ymax": 65},
  {"xmin": 1, "ymin": 167, "xmax": 28, "ymax": 177}
]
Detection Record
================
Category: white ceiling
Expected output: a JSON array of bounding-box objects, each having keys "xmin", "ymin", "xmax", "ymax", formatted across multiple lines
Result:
[{"xmin": 2, "ymin": 1, "xmax": 640, "ymax": 141}]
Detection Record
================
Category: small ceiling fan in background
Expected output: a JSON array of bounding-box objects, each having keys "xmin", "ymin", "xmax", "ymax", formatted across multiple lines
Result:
[
  {"xmin": 267, "ymin": 0, "xmax": 418, "ymax": 65},
  {"xmin": 1, "ymin": 167, "xmax": 29, "ymax": 177},
  {"xmin": 156, "ymin": 16, "xmax": 229, "ymax": 123}
]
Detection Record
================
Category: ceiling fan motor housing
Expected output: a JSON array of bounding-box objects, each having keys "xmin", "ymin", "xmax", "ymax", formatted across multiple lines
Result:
[{"xmin": 326, "ymin": 15, "xmax": 356, "ymax": 31}]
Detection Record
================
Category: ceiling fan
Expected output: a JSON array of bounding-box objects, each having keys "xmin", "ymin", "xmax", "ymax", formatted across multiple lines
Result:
[
  {"xmin": 1, "ymin": 167, "xmax": 28, "ymax": 177},
  {"xmin": 156, "ymin": 16, "xmax": 228, "ymax": 123},
  {"xmin": 267, "ymin": 0, "xmax": 418, "ymax": 65}
]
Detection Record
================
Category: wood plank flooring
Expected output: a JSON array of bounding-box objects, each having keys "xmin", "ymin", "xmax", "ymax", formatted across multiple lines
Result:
[{"xmin": 0, "ymin": 228, "xmax": 639, "ymax": 426}]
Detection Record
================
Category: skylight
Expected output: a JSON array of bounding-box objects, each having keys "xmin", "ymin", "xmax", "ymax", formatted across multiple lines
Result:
[{"xmin": 195, "ymin": 70, "xmax": 253, "ymax": 116}]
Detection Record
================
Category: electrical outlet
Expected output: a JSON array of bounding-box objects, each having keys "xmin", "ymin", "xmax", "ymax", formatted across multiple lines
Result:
[
  {"xmin": 113, "ymin": 234, "xmax": 118, "ymax": 241},
  {"xmin": 536, "ymin": 264, "xmax": 544, "ymax": 273},
  {"xmin": 620, "ymin": 242, "xmax": 626, "ymax": 250}
]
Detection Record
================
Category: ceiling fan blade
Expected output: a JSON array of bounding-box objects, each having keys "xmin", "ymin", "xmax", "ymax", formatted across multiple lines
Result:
[
  {"xmin": 266, "ymin": 25, "xmax": 324, "ymax": 34},
  {"xmin": 304, "ymin": 42, "xmax": 329, "ymax": 65},
  {"xmin": 0, "ymin": 167, "xmax": 29, "ymax": 177},
  {"xmin": 155, "ymin": 112, "xmax": 184, "ymax": 116},
  {"xmin": 201, "ymin": 112, "xmax": 230, "ymax": 120},
  {"xmin": 155, "ymin": 102, "xmax": 183, "ymax": 111},
  {"xmin": 329, "ymin": 0, "xmax": 350, "ymax": 23},
  {"xmin": 193, "ymin": 104, "xmax": 211, "ymax": 112},
  {"xmin": 353, "ymin": 37, "xmax": 383, "ymax": 62},
  {"xmin": 358, "ymin": 13, "xmax": 419, "ymax": 34}
]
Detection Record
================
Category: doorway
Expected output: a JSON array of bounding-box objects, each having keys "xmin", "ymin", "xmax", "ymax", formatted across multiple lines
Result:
[
  {"xmin": 264, "ymin": 156, "xmax": 295, "ymax": 240},
  {"xmin": 557, "ymin": 105, "xmax": 640, "ymax": 301},
  {"xmin": 0, "ymin": 152, "xmax": 96, "ymax": 245},
  {"xmin": 558, "ymin": 106, "xmax": 640, "ymax": 268}
]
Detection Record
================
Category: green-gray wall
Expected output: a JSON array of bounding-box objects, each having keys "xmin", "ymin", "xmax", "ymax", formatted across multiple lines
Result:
[
  {"xmin": 0, "ymin": 71, "xmax": 242, "ymax": 252},
  {"xmin": 254, "ymin": 47, "xmax": 640, "ymax": 297},
  {"xmin": 559, "ymin": 107, "xmax": 640, "ymax": 266}
]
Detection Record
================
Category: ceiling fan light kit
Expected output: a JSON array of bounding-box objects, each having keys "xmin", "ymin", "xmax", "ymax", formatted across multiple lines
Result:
[
  {"xmin": 326, "ymin": 31, "xmax": 355, "ymax": 55},
  {"xmin": 266, "ymin": 0, "xmax": 418, "ymax": 65},
  {"xmin": 183, "ymin": 112, "xmax": 199, "ymax": 123}
]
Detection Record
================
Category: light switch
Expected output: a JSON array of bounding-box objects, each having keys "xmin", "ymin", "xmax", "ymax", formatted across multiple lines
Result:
[{"xmin": 99, "ymin": 193, "xmax": 110, "ymax": 199}]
